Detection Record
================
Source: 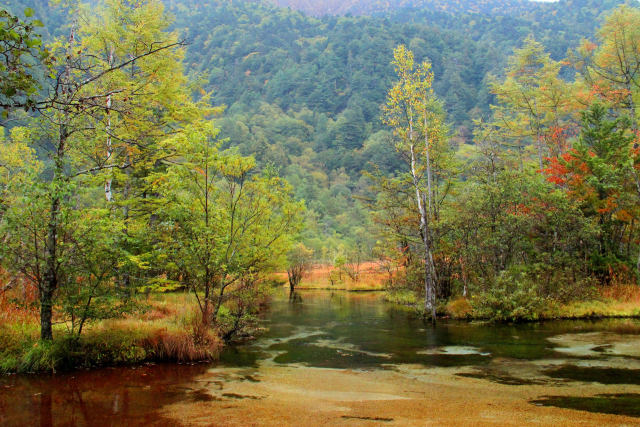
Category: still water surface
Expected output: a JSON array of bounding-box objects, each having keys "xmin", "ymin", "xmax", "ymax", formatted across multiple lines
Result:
[{"xmin": 1, "ymin": 291, "xmax": 640, "ymax": 425}]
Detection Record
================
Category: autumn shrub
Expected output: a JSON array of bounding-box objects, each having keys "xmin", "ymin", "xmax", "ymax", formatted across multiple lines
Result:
[{"xmin": 446, "ymin": 297, "xmax": 473, "ymax": 319}]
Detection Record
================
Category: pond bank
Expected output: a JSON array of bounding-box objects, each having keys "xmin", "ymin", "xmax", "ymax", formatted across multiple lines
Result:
[
  {"xmin": 0, "ymin": 293, "xmax": 222, "ymax": 374},
  {"xmin": 383, "ymin": 287, "xmax": 640, "ymax": 322}
]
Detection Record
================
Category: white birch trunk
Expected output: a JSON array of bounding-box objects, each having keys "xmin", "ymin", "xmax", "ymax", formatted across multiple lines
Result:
[
  {"xmin": 105, "ymin": 47, "xmax": 115, "ymax": 202},
  {"xmin": 409, "ymin": 120, "xmax": 436, "ymax": 319}
]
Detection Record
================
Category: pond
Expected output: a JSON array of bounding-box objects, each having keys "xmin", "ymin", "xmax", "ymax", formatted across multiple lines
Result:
[{"xmin": 2, "ymin": 291, "xmax": 640, "ymax": 425}]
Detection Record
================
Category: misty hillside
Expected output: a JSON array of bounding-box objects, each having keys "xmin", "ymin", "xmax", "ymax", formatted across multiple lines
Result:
[{"xmin": 268, "ymin": 0, "xmax": 538, "ymax": 17}]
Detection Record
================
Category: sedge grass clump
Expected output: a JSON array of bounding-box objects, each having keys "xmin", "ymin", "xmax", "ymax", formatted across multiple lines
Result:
[
  {"xmin": 384, "ymin": 289, "xmax": 418, "ymax": 306},
  {"xmin": 142, "ymin": 322, "xmax": 222, "ymax": 362}
]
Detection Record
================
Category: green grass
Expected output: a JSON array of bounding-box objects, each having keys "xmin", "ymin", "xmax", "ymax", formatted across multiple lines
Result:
[{"xmin": 384, "ymin": 289, "xmax": 419, "ymax": 306}]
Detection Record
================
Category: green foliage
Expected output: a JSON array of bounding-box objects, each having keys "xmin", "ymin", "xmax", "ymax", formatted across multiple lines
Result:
[
  {"xmin": 154, "ymin": 122, "xmax": 303, "ymax": 328},
  {"xmin": 4, "ymin": 0, "xmax": 628, "ymax": 258},
  {"xmin": 0, "ymin": 0, "xmax": 305, "ymax": 347},
  {"xmin": 0, "ymin": 0, "xmax": 638, "ymax": 359},
  {"xmin": 0, "ymin": 6, "xmax": 52, "ymax": 115},
  {"xmin": 470, "ymin": 266, "xmax": 554, "ymax": 322}
]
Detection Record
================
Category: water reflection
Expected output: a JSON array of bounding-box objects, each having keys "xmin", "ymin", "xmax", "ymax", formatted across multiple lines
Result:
[{"xmin": 0, "ymin": 364, "xmax": 211, "ymax": 426}]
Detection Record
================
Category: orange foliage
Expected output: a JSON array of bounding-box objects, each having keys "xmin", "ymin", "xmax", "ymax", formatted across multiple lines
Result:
[
  {"xmin": 275, "ymin": 262, "xmax": 392, "ymax": 290},
  {"xmin": 0, "ymin": 273, "xmax": 39, "ymax": 325},
  {"xmin": 601, "ymin": 284, "xmax": 640, "ymax": 303}
]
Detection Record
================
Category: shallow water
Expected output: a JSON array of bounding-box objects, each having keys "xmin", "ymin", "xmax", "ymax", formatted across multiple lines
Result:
[{"xmin": 2, "ymin": 290, "xmax": 640, "ymax": 425}]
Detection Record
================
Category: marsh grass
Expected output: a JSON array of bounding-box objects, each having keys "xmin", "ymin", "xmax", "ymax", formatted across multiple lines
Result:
[{"xmin": 0, "ymin": 291, "xmax": 222, "ymax": 374}]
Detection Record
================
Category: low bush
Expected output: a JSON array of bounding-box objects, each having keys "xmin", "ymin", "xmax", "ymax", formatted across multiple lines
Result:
[
  {"xmin": 470, "ymin": 267, "xmax": 554, "ymax": 322},
  {"xmin": 446, "ymin": 297, "xmax": 473, "ymax": 319}
]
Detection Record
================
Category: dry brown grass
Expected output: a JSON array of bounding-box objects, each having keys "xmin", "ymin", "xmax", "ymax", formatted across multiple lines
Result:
[
  {"xmin": 0, "ymin": 276, "xmax": 39, "ymax": 325},
  {"xmin": 275, "ymin": 262, "xmax": 392, "ymax": 291},
  {"xmin": 601, "ymin": 284, "xmax": 640, "ymax": 303},
  {"xmin": 140, "ymin": 323, "xmax": 222, "ymax": 362}
]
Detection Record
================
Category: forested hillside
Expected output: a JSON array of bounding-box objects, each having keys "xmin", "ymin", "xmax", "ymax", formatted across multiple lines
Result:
[
  {"xmin": 269, "ymin": 0, "xmax": 547, "ymax": 17},
  {"xmin": 169, "ymin": 0, "xmax": 634, "ymax": 257},
  {"xmin": 2, "ymin": 0, "xmax": 634, "ymax": 257}
]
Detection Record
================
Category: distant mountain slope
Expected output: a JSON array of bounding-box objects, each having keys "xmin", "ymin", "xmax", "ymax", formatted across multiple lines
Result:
[{"xmin": 268, "ymin": 0, "xmax": 538, "ymax": 17}]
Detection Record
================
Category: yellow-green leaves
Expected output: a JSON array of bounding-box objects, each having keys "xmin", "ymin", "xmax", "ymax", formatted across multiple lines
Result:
[{"xmin": 489, "ymin": 36, "xmax": 575, "ymax": 167}]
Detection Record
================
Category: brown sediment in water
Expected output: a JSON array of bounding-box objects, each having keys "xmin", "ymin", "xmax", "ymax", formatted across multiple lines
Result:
[{"xmin": 160, "ymin": 364, "xmax": 640, "ymax": 426}]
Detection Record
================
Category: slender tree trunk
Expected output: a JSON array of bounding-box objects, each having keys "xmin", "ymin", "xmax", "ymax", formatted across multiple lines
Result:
[
  {"xmin": 536, "ymin": 129, "xmax": 544, "ymax": 172},
  {"xmin": 459, "ymin": 256, "xmax": 469, "ymax": 298},
  {"xmin": 104, "ymin": 47, "xmax": 114, "ymax": 202},
  {"xmin": 203, "ymin": 284, "xmax": 210, "ymax": 326},
  {"xmin": 120, "ymin": 163, "xmax": 132, "ymax": 292},
  {"xmin": 40, "ymin": 19, "xmax": 76, "ymax": 341},
  {"xmin": 212, "ymin": 282, "xmax": 226, "ymax": 322},
  {"xmin": 409, "ymin": 139, "xmax": 436, "ymax": 320},
  {"xmin": 287, "ymin": 270, "xmax": 295, "ymax": 294},
  {"xmin": 626, "ymin": 82, "xmax": 638, "ymax": 137},
  {"xmin": 423, "ymin": 231, "xmax": 436, "ymax": 320},
  {"xmin": 39, "ymin": 284, "xmax": 54, "ymax": 341},
  {"xmin": 41, "ymin": 127, "xmax": 66, "ymax": 340},
  {"xmin": 625, "ymin": 84, "xmax": 640, "ymax": 282},
  {"xmin": 424, "ymin": 113, "xmax": 433, "ymax": 217}
]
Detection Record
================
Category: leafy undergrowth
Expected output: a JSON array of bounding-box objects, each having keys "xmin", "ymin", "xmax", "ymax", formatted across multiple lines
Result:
[{"xmin": 0, "ymin": 292, "xmax": 222, "ymax": 374}]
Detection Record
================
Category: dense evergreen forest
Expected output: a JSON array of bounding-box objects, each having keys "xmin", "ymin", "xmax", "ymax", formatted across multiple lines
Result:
[{"xmin": 1, "ymin": 0, "xmax": 640, "ymax": 374}]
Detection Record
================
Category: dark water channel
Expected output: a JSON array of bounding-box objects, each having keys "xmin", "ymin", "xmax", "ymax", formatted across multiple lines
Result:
[{"xmin": 2, "ymin": 291, "xmax": 640, "ymax": 425}]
